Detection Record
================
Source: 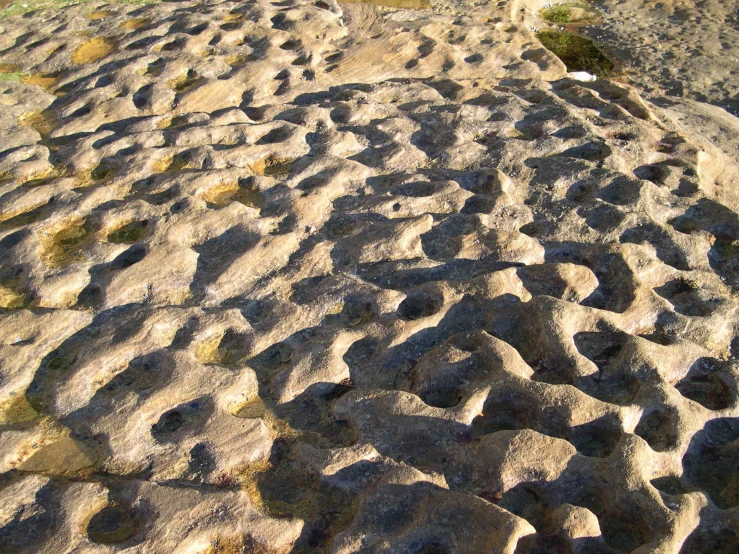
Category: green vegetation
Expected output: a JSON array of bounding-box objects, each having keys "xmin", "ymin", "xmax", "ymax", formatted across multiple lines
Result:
[
  {"xmin": 540, "ymin": 3, "xmax": 600, "ymax": 25},
  {"xmin": 541, "ymin": 5, "xmax": 573, "ymax": 24},
  {"xmin": 0, "ymin": 71, "xmax": 26, "ymax": 81},
  {"xmin": 538, "ymin": 30, "xmax": 615, "ymax": 78},
  {"xmin": 1, "ymin": 0, "xmax": 157, "ymax": 19}
]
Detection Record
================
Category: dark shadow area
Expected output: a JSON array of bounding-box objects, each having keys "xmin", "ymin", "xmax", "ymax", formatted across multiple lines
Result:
[{"xmin": 682, "ymin": 417, "xmax": 739, "ymax": 510}]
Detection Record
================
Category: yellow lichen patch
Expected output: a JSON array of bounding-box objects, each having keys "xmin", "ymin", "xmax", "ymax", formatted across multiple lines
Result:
[
  {"xmin": 0, "ymin": 63, "xmax": 21, "ymax": 73},
  {"xmin": 66, "ymin": 168, "xmax": 97, "ymax": 190},
  {"xmin": 120, "ymin": 17, "xmax": 148, "ymax": 30},
  {"xmin": 204, "ymin": 535, "xmax": 245, "ymax": 554},
  {"xmin": 19, "ymin": 110, "xmax": 59, "ymax": 137},
  {"xmin": 0, "ymin": 393, "xmax": 37, "ymax": 424},
  {"xmin": 200, "ymin": 181, "xmax": 265, "ymax": 208},
  {"xmin": 71, "ymin": 37, "xmax": 116, "ymax": 65},
  {"xmin": 85, "ymin": 10, "xmax": 114, "ymax": 20},
  {"xmin": 225, "ymin": 53, "xmax": 248, "ymax": 67},
  {"xmin": 0, "ymin": 200, "xmax": 48, "ymax": 225},
  {"xmin": 18, "ymin": 435, "xmax": 96, "ymax": 476},
  {"xmin": 250, "ymin": 157, "xmax": 297, "ymax": 177},
  {"xmin": 193, "ymin": 334, "xmax": 225, "ymax": 365},
  {"xmin": 21, "ymin": 166, "xmax": 65, "ymax": 188},
  {"xmin": 154, "ymin": 151, "xmax": 199, "ymax": 173},
  {"xmin": 205, "ymin": 535, "xmax": 288, "ymax": 554},
  {"xmin": 222, "ymin": 11, "xmax": 245, "ymax": 22},
  {"xmin": 169, "ymin": 72, "xmax": 203, "ymax": 93},
  {"xmin": 231, "ymin": 398, "xmax": 267, "ymax": 419},
  {"xmin": 155, "ymin": 116, "xmax": 172, "ymax": 129},
  {"xmin": 194, "ymin": 330, "xmax": 250, "ymax": 366},
  {"xmin": 39, "ymin": 217, "xmax": 93, "ymax": 268},
  {"xmin": 227, "ymin": 458, "xmax": 273, "ymax": 510},
  {"xmin": 226, "ymin": 390, "xmax": 298, "ymax": 439},
  {"xmin": 152, "ymin": 155, "xmax": 174, "ymax": 173},
  {"xmin": 200, "ymin": 182, "xmax": 240, "ymax": 206},
  {"xmin": 0, "ymin": 282, "xmax": 26, "ymax": 309},
  {"xmin": 20, "ymin": 73, "xmax": 61, "ymax": 92},
  {"xmin": 23, "ymin": 177, "xmax": 57, "ymax": 188},
  {"xmin": 326, "ymin": 300, "xmax": 344, "ymax": 315}
]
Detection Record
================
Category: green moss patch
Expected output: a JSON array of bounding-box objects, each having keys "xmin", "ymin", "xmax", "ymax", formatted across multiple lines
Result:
[
  {"xmin": 540, "ymin": 3, "xmax": 599, "ymax": 25},
  {"xmin": 0, "ymin": 71, "xmax": 26, "ymax": 82},
  {"xmin": 541, "ymin": 5, "xmax": 572, "ymax": 23}
]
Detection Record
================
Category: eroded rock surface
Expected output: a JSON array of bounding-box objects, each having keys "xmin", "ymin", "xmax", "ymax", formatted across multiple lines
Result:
[{"xmin": 0, "ymin": 0, "xmax": 738, "ymax": 552}]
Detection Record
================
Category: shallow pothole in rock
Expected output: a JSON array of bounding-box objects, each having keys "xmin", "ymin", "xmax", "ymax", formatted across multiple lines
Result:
[
  {"xmin": 87, "ymin": 505, "xmax": 139, "ymax": 545},
  {"xmin": 251, "ymin": 156, "xmax": 297, "ymax": 176},
  {"xmin": 153, "ymin": 150, "xmax": 200, "ymax": 173},
  {"xmin": 397, "ymin": 290, "xmax": 442, "ymax": 320},
  {"xmin": 151, "ymin": 397, "xmax": 212, "ymax": 442},
  {"xmin": 103, "ymin": 351, "xmax": 173, "ymax": 394},
  {"xmin": 90, "ymin": 159, "xmax": 121, "ymax": 182},
  {"xmin": 120, "ymin": 17, "xmax": 149, "ymax": 30},
  {"xmin": 0, "ymin": 199, "xmax": 54, "ymax": 230},
  {"xmin": 634, "ymin": 405, "xmax": 680, "ymax": 452},
  {"xmin": 19, "ymin": 110, "xmax": 59, "ymax": 137},
  {"xmin": 498, "ymin": 483, "xmax": 549, "ymax": 532},
  {"xmin": 650, "ymin": 475, "xmax": 688, "ymax": 496},
  {"xmin": 85, "ymin": 10, "xmax": 114, "ymax": 20},
  {"xmin": 200, "ymin": 179, "xmax": 265, "ymax": 208},
  {"xmin": 675, "ymin": 358, "xmax": 735, "ymax": 411},
  {"xmin": 169, "ymin": 69, "xmax": 203, "ymax": 93},
  {"xmin": 71, "ymin": 37, "xmax": 116, "ymax": 65},
  {"xmin": 599, "ymin": 507, "xmax": 651, "ymax": 551},
  {"xmin": 654, "ymin": 278, "xmax": 721, "ymax": 317},
  {"xmin": 341, "ymin": 297, "xmax": 375, "ymax": 327},
  {"xmin": 569, "ymin": 413, "xmax": 622, "ymax": 457},
  {"xmin": 537, "ymin": 30, "xmax": 614, "ymax": 78},
  {"xmin": 683, "ymin": 417, "xmax": 739, "ymax": 509},
  {"xmin": 470, "ymin": 395, "xmax": 540, "ymax": 438},
  {"xmin": 38, "ymin": 217, "xmax": 93, "ymax": 268},
  {"xmin": 573, "ymin": 331, "xmax": 640, "ymax": 404},
  {"xmin": 513, "ymin": 533, "xmax": 573, "ymax": 554},
  {"xmin": 194, "ymin": 329, "xmax": 252, "ymax": 366},
  {"xmin": 106, "ymin": 220, "xmax": 149, "ymax": 244},
  {"xmin": 248, "ymin": 341, "xmax": 294, "ymax": 380},
  {"xmin": 680, "ymin": 520, "xmax": 739, "ymax": 554}
]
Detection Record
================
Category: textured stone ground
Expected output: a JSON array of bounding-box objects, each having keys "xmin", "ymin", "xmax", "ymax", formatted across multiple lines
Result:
[
  {"xmin": 515, "ymin": 0, "xmax": 739, "ymax": 117},
  {"xmin": 0, "ymin": 0, "xmax": 738, "ymax": 552}
]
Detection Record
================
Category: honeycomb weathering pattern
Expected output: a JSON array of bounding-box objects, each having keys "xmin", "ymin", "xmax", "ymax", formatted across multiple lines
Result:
[{"xmin": 0, "ymin": 0, "xmax": 738, "ymax": 552}]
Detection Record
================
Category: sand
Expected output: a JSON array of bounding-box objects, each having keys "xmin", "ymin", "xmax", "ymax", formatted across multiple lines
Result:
[{"xmin": 0, "ymin": 0, "xmax": 738, "ymax": 552}]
